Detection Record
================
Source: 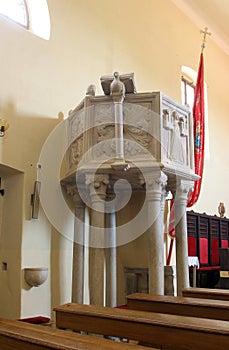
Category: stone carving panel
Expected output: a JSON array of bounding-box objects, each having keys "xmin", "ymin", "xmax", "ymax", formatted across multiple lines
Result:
[
  {"xmin": 64, "ymin": 89, "xmax": 194, "ymax": 177},
  {"xmin": 68, "ymin": 109, "xmax": 85, "ymax": 144},
  {"xmin": 123, "ymin": 103, "xmax": 158, "ymax": 159},
  {"xmin": 92, "ymin": 103, "xmax": 116, "ymax": 159},
  {"xmin": 69, "ymin": 136, "xmax": 83, "ymax": 169},
  {"xmin": 161, "ymin": 106, "xmax": 191, "ymax": 169}
]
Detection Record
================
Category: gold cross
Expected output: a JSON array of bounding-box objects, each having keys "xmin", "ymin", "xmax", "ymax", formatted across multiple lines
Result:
[{"xmin": 200, "ymin": 27, "xmax": 211, "ymax": 52}]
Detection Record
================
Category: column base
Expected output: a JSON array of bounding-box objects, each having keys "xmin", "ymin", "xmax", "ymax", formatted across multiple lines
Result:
[{"xmin": 124, "ymin": 266, "xmax": 177, "ymax": 296}]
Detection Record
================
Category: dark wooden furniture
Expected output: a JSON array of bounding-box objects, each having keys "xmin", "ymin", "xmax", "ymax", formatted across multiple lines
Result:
[
  {"xmin": 54, "ymin": 303, "xmax": 229, "ymax": 350},
  {"xmin": 187, "ymin": 211, "xmax": 229, "ymax": 287},
  {"xmin": 182, "ymin": 287, "xmax": 229, "ymax": 301},
  {"xmin": 126, "ymin": 293, "xmax": 229, "ymax": 321},
  {"xmin": 0, "ymin": 317, "xmax": 147, "ymax": 350},
  {"xmin": 218, "ymin": 248, "xmax": 229, "ymax": 288}
]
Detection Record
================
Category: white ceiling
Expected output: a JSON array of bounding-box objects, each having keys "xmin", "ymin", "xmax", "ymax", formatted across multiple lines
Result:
[{"xmin": 172, "ymin": 0, "xmax": 229, "ymax": 55}]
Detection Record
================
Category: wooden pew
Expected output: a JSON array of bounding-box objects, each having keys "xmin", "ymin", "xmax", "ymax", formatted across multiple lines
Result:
[
  {"xmin": 54, "ymin": 303, "xmax": 229, "ymax": 350},
  {"xmin": 182, "ymin": 287, "xmax": 229, "ymax": 301},
  {"xmin": 0, "ymin": 317, "xmax": 147, "ymax": 350},
  {"xmin": 126, "ymin": 293, "xmax": 229, "ymax": 321}
]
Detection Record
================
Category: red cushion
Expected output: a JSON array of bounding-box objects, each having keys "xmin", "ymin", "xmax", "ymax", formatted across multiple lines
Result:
[
  {"xmin": 188, "ymin": 236, "xmax": 196, "ymax": 256},
  {"xmin": 198, "ymin": 266, "xmax": 220, "ymax": 271},
  {"xmin": 199, "ymin": 237, "xmax": 208, "ymax": 264},
  {"xmin": 19, "ymin": 316, "xmax": 50, "ymax": 324},
  {"xmin": 211, "ymin": 238, "xmax": 219, "ymax": 265},
  {"xmin": 115, "ymin": 305, "xmax": 127, "ymax": 309},
  {"xmin": 222, "ymin": 240, "xmax": 228, "ymax": 248}
]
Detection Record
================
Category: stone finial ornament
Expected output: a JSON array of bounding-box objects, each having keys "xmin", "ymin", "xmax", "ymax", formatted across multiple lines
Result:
[
  {"xmin": 110, "ymin": 72, "xmax": 125, "ymax": 96},
  {"xmin": 100, "ymin": 72, "xmax": 136, "ymax": 95},
  {"xmin": 86, "ymin": 84, "xmax": 96, "ymax": 96}
]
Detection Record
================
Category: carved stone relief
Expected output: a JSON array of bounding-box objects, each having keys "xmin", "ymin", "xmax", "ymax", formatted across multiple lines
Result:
[
  {"xmin": 170, "ymin": 111, "xmax": 186, "ymax": 165},
  {"xmin": 94, "ymin": 103, "xmax": 114, "ymax": 126},
  {"xmin": 123, "ymin": 103, "xmax": 158, "ymax": 159},
  {"xmin": 162, "ymin": 109, "xmax": 173, "ymax": 130},
  {"xmin": 68, "ymin": 110, "xmax": 85, "ymax": 144},
  {"xmin": 69, "ymin": 136, "xmax": 84, "ymax": 169},
  {"xmin": 124, "ymin": 124, "xmax": 150, "ymax": 149},
  {"xmin": 96, "ymin": 124, "xmax": 115, "ymax": 142},
  {"xmin": 64, "ymin": 89, "xmax": 194, "ymax": 180},
  {"xmin": 161, "ymin": 107, "xmax": 190, "ymax": 168},
  {"xmin": 94, "ymin": 103, "xmax": 116, "ymax": 159}
]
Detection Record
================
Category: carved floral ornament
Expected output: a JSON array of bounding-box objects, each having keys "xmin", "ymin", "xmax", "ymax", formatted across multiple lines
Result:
[
  {"xmin": 68, "ymin": 107, "xmax": 189, "ymax": 169},
  {"xmin": 85, "ymin": 174, "xmax": 109, "ymax": 192},
  {"xmin": 173, "ymin": 180, "xmax": 194, "ymax": 201},
  {"xmin": 144, "ymin": 172, "xmax": 168, "ymax": 190}
]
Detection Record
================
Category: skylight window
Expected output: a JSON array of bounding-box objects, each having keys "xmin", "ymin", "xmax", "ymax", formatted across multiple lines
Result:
[
  {"xmin": 27, "ymin": 0, "xmax": 50, "ymax": 40},
  {"xmin": 0, "ymin": 0, "xmax": 50, "ymax": 40},
  {"xmin": 0, "ymin": 0, "xmax": 28, "ymax": 28}
]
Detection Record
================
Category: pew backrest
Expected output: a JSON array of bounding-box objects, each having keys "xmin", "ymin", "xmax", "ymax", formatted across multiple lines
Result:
[
  {"xmin": 0, "ymin": 317, "xmax": 146, "ymax": 350},
  {"xmin": 182, "ymin": 287, "xmax": 229, "ymax": 301},
  {"xmin": 126, "ymin": 292, "xmax": 229, "ymax": 321},
  {"xmin": 54, "ymin": 303, "xmax": 229, "ymax": 350}
]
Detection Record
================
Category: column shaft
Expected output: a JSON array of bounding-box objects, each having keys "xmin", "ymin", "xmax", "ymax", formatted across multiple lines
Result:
[
  {"xmin": 174, "ymin": 180, "xmax": 193, "ymax": 295},
  {"xmin": 72, "ymin": 200, "xmax": 85, "ymax": 304},
  {"xmin": 147, "ymin": 172, "xmax": 167, "ymax": 295},
  {"xmin": 87, "ymin": 174, "xmax": 108, "ymax": 306},
  {"xmin": 106, "ymin": 211, "xmax": 117, "ymax": 307},
  {"xmin": 89, "ymin": 205, "xmax": 105, "ymax": 305}
]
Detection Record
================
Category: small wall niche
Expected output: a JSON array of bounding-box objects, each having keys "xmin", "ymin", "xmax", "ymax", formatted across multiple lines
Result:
[{"xmin": 2, "ymin": 262, "xmax": 7, "ymax": 271}]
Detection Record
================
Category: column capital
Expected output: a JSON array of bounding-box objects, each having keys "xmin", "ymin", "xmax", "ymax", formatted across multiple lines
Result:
[
  {"xmin": 66, "ymin": 184, "xmax": 77, "ymax": 196},
  {"xmin": 174, "ymin": 179, "xmax": 194, "ymax": 205},
  {"xmin": 66, "ymin": 184, "xmax": 80, "ymax": 203},
  {"xmin": 145, "ymin": 171, "xmax": 168, "ymax": 201},
  {"xmin": 85, "ymin": 173, "xmax": 109, "ymax": 186},
  {"xmin": 145, "ymin": 171, "xmax": 167, "ymax": 185},
  {"xmin": 85, "ymin": 173, "xmax": 109, "ymax": 205},
  {"xmin": 66, "ymin": 183, "xmax": 88, "ymax": 209}
]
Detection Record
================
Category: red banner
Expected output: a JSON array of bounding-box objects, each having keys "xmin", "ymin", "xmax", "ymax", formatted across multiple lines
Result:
[
  {"xmin": 167, "ymin": 53, "xmax": 205, "ymax": 265},
  {"xmin": 187, "ymin": 52, "xmax": 205, "ymax": 206}
]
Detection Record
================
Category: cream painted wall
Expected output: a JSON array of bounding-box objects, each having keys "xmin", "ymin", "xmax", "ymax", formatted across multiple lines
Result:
[
  {"xmin": 0, "ymin": 0, "xmax": 228, "ymax": 317},
  {"xmin": 0, "ymin": 171, "xmax": 23, "ymax": 319},
  {"xmin": 20, "ymin": 207, "xmax": 51, "ymax": 318}
]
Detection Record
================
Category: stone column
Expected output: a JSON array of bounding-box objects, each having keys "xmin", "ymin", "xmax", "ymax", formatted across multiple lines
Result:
[
  {"xmin": 174, "ymin": 179, "xmax": 193, "ymax": 296},
  {"xmin": 146, "ymin": 171, "xmax": 168, "ymax": 295},
  {"xmin": 66, "ymin": 185, "xmax": 85, "ymax": 304},
  {"xmin": 86, "ymin": 174, "xmax": 108, "ymax": 306},
  {"xmin": 71, "ymin": 196, "xmax": 85, "ymax": 304},
  {"xmin": 105, "ymin": 207, "xmax": 117, "ymax": 307}
]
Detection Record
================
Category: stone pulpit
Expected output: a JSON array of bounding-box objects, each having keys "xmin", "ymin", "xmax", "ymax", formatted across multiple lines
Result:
[{"xmin": 61, "ymin": 72, "xmax": 199, "ymax": 304}]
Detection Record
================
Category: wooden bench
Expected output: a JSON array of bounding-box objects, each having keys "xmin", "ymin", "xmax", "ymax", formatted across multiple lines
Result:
[
  {"xmin": 182, "ymin": 287, "xmax": 229, "ymax": 301},
  {"xmin": 126, "ymin": 293, "xmax": 229, "ymax": 321},
  {"xmin": 0, "ymin": 317, "xmax": 147, "ymax": 350},
  {"xmin": 54, "ymin": 303, "xmax": 229, "ymax": 350}
]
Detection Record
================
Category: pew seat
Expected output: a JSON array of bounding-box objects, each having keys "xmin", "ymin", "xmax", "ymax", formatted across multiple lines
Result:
[
  {"xmin": 54, "ymin": 303, "xmax": 229, "ymax": 350},
  {"xmin": 0, "ymin": 317, "xmax": 147, "ymax": 350},
  {"xmin": 182, "ymin": 287, "xmax": 229, "ymax": 301},
  {"xmin": 126, "ymin": 293, "xmax": 229, "ymax": 321}
]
